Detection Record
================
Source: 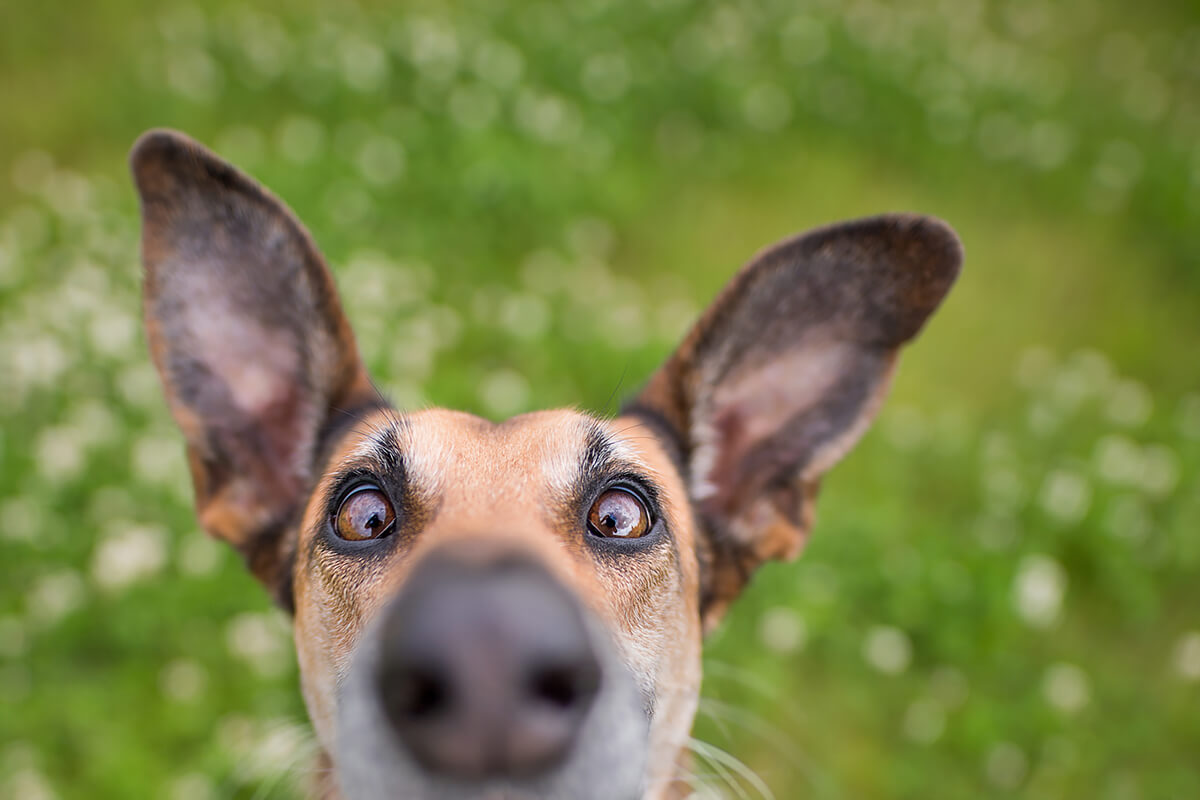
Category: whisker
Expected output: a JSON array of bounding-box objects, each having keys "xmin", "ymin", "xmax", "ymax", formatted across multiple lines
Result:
[
  {"xmin": 602, "ymin": 359, "xmax": 633, "ymax": 418},
  {"xmin": 688, "ymin": 738, "xmax": 753, "ymax": 800},
  {"xmin": 697, "ymin": 698, "xmax": 825, "ymax": 790},
  {"xmin": 695, "ymin": 697, "xmax": 737, "ymax": 742},
  {"xmin": 689, "ymin": 737, "xmax": 775, "ymax": 800}
]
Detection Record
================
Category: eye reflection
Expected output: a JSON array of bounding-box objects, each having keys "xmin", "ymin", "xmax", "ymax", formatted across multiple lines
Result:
[
  {"xmin": 335, "ymin": 486, "xmax": 396, "ymax": 541},
  {"xmin": 587, "ymin": 488, "xmax": 650, "ymax": 539}
]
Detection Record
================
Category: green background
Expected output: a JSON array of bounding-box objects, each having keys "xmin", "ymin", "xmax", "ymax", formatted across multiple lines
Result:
[{"xmin": 1, "ymin": 0, "xmax": 1198, "ymax": 797}]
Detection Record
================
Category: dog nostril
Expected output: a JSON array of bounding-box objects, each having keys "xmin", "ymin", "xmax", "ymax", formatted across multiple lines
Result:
[
  {"xmin": 528, "ymin": 659, "xmax": 601, "ymax": 711},
  {"xmin": 381, "ymin": 664, "xmax": 451, "ymax": 721},
  {"xmin": 531, "ymin": 668, "xmax": 576, "ymax": 709}
]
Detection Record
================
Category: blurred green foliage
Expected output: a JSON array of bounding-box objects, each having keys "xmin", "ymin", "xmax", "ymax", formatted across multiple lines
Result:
[{"xmin": 1, "ymin": 0, "xmax": 1198, "ymax": 798}]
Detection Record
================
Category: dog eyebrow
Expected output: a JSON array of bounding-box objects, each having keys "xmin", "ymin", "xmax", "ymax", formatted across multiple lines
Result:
[
  {"xmin": 579, "ymin": 419, "xmax": 640, "ymax": 476},
  {"xmin": 581, "ymin": 421, "xmax": 620, "ymax": 475},
  {"xmin": 324, "ymin": 412, "xmax": 409, "ymax": 484},
  {"xmin": 575, "ymin": 420, "xmax": 663, "ymax": 505},
  {"xmin": 366, "ymin": 415, "xmax": 407, "ymax": 472}
]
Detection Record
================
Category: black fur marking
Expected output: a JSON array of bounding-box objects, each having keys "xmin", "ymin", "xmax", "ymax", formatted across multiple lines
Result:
[{"xmin": 616, "ymin": 402, "xmax": 688, "ymax": 479}]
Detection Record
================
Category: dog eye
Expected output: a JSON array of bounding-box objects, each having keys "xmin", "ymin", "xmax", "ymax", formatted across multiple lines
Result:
[
  {"xmin": 335, "ymin": 486, "xmax": 396, "ymax": 541},
  {"xmin": 587, "ymin": 488, "xmax": 650, "ymax": 539}
]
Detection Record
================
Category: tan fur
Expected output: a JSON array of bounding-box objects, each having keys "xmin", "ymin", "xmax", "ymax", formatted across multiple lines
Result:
[
  {"xmin": 132, "ymin": 129, "xmax": 961, "ymax": 799},
  {"xmin": 291, "ymin": 410, "xmax": 702, "ymax": 798}
]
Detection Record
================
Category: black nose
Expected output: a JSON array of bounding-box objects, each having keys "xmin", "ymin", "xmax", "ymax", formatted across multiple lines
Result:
[{"xmin": 376, "ymin": 552, "xmax": 602, "ymax": 779}]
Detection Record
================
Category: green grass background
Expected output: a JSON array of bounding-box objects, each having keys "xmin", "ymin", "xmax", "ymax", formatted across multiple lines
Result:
[{"xmin": 1, "ymin": 0, "xmax": 1198, "ymax": 797}]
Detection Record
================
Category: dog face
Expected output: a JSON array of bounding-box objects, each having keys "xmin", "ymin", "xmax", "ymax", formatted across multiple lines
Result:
[
  {"xmin": 312, "ymin": 409, "xmax": 700, "ymax": 799},
  {"xmin": 131, "ymin": 129, "xmax": 961, "ymax": 799}
]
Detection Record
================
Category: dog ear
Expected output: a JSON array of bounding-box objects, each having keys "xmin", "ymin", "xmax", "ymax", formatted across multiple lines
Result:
[
  {"xmin": 131, "ymin": 129, "xmax": 379, "ymax": 608},
  {"xmin": 627, "ymin": 214, "xmax": 962, "ymax": 628}
]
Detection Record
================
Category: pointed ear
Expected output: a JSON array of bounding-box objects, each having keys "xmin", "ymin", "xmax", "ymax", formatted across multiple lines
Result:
[
  {"xmin": 132, "ymin": 129, "xmax": 380, "ymax": 607},
  {"xmin": 626, "ymin": 214, "xmax": 962, "ymax": 627}
]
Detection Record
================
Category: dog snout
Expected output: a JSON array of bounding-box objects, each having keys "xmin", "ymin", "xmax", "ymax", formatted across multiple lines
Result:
[{"xmin": 375, "ymin": 551, "xmax": 603, "ymax": 779}]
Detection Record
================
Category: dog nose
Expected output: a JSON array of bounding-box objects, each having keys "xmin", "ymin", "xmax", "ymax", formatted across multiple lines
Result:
[{"xmin": 375, "ymin": 553, "xmax": 602, "ymax": 778}]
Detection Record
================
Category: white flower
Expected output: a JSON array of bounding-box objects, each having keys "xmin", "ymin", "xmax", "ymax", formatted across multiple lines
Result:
[
  {"xmin": 581, "ymin": 53, "xmax": 631, "ymax": 102},
  {"xmin": 903, "ymin": 698, "xmax": 946, "ymax": 744},
  {"xmin": 1173, "ymin": 632, "xmax": 1200, "ymax": 681},
  {"xmin": 863, "ymin": 625, "xmax": 912, "ymax": 675},
  {"xmin": 479, "ymin": 368, "xmax": 530, "ymax": 418},
  {"xmin": 169, "ymin": 773, "xmax": 217, "ymax": 800},
  {"xmin": 1039, "ymin": 469, "xmax": 1091, "ymax": 524},
  {"xmin": 91, "ymin": 524, "xmax": 168, "ymax": 592},
  {"xmin": 160, "ymin": 659, "xmax": 208, "ymax": 702},
  {"xmin": 1106, "ymin": 379, "xmax": 1152, "ymax": 426},
  {"xmin": 985, "ymin": 742, "xmax": 1028, "ymax": 789},
  {"xmin": 34, "ymin": 426, "xmax": 85, "ymax": 483},
  {"xmin": 277, "ymin": 116, "xmax": 326, "ymax": 164},
  {"xmin": 759, "ymin": 607, "xmax": 807, "ymax": 654},
  {"xmin": 26, "ymin": 570, "xmax": 85, "ymax": 627},
  {"xmin": 1043, "ymin": 662, "xmax": 1090, "ymax": 713},
  {"xmin": 1013, "ymin": 554, "xmax": 1066, "ymax": 628},
  {"xmin": 178, "ymin": 535, "xmax": 223, "ymax": 578},
  {"xmin": 743, "ymin": 84, "xmax": 793, "ymax": 132},
  {"xmin": 225, "ymin": 612, "xmax": 291, "ymax": 677},
  {"xmin": 4, "ymin": 768, "xmax": 57, "ymax": 800},
  {"xmin": 356, "ymin": 135, "xmax": 406, "ymax": 186}
]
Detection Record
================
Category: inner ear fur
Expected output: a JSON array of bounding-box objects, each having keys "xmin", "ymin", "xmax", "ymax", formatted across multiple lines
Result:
[
  {"xmin": 132, "ymin": 129, "xmax": 380, "ymax": 608},
  {"xmin": 627, "ymin": 214, "xmax": 963, "ymax": 627}
]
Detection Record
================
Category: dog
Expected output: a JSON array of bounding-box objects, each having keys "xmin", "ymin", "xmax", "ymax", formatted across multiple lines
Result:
[{"xmin": 130, "ymin": 128, "xmax": 961, "ymax": 799}]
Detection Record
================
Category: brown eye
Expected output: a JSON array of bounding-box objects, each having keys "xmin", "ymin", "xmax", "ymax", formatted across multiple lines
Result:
[
  {"xmin": 335, "ymin": 486, "xmax": 396, "ymax": 541},
  {"xmin": 587, "ymin": 488, "xmax": 651, "ymax": 539}
]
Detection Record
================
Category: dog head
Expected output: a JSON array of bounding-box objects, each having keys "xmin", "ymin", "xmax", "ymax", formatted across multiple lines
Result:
[{"xmin": 131, "ymin": 129, "xmax": 961, "ymax": 799}]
